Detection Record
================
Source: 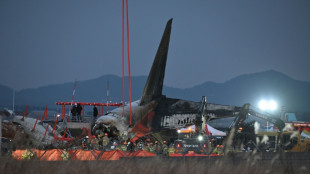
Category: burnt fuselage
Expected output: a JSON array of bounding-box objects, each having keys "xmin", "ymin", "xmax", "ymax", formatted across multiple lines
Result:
[{"xmin": 94, "ymin": 95, "xmax": 242, "ymax": 141}]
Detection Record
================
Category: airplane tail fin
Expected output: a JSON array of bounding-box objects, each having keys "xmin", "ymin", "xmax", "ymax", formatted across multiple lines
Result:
[{"xmin": 140, "ymin": 19, "xmax": 173, "ymax": 105}]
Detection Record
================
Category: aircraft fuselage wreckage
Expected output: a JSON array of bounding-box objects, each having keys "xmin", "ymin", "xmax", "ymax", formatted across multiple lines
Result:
[
  {"xmin": 93, "ymin": 19, "xmax": 246, "ymax": 142},
  {"xmin": 6, "ymin": 19, "xmax": 252, "ymax": 148}
]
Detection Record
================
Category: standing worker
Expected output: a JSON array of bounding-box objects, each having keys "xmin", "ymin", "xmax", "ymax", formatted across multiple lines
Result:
[
  {"xmin": 102, "ymin": 133, "xmax": 109, "ymax": 150},
  {"xmin": 126, "ymin": 140, "xmax": 134, "ymax": 152},
  {"xmin": 82, "ymin": 136, "xmax": 90, "ymax": 150},
  {"xmin": 154, "ymin": 141, "xmax": 161, "ymax": 154},
  {"xmin": 143, "ymin": 142, "xmax": 150, "ymax": 152},
  {"xmin": 121, "ymin": 141, "xmax": 127, "ymax": 151},
  {"xmin": 149, "ymin": 142, "xmax": 155, "ymax": 153},
  {"xmin": 76, "ymin": 103, "xmax": 82, "ymax": 122},
  {"xmin": 90, "ymin": 135, "xmax": 99, "ymax": 149},
  {"xmin": 98, "ymin": 134, "xmax": 103, "ymax": 149},
  {"xmin": 71, "ymin": 104, "xmax": 77, "ymax": 121},
  {"xmin": 218, "ymin": 145, "xmax": 224, "ymax": 155},
  {"xmin": 168, "ymin": 144, "xmax": 175, "ymax": 156},
  {"xmin": 93, "ymin": 106, "xmax": 98, "ymax": 122},
  {"xmin": 137, "ymin": 141, "xmax": 143, "ymax": 150},
  {"xmin": 162, "ymin": 141, "xmax": 168, "ymax": 156}
]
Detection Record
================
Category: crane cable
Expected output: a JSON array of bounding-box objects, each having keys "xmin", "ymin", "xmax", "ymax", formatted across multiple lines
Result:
[
  {"xmin": 122, "ymin": 0, "xmax": 133, "ymax": 125},
  {"xmin": 122, "ymin": 0, "xmax": 125, "ymax": 117}
]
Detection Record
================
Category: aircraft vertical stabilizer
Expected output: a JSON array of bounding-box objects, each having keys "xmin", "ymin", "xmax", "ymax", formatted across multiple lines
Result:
[{"xmin": 140, "ymin": 18, "xmax": 173, "ymax": 105}]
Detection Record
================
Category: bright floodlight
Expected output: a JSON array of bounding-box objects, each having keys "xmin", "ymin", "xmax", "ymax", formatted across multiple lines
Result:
[
  {"xmin": 259, "ymin": 99, "xmax": 278, "ymax": 111},
  {"xmin": 269, "ymin": 100, "xmax": 277, "ymax": 111},
  {"xmin": 177, "ymin": 129, "xmax": 181, "ymax": 134},
  {"xmin": 258, "ymin": 100, "xmax": 268, "ymax": 111},
  {"xmin": 198, "ymin": 135, "xmax": 203, "ymax": 141}
]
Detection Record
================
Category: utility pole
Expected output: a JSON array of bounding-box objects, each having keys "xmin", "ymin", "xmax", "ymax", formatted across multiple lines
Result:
[
  {"xmin": 12, "ymin": 89, "xmax": 15, "ymax": 114},
  {"xmin": 107, "ymin": 80, "xmax": 109, "ymax": 113}
]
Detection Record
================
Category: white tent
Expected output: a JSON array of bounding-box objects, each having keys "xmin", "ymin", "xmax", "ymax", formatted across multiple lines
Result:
[
  {"xmin": 179, "ymin": 124, "xmax": 226, "ymax": 136},
  {"xmin": 206, "ymin": 124, "xmax": 227, "ymax": 136}
]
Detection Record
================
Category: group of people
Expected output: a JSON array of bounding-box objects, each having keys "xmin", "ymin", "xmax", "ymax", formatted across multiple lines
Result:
[
  {"xmin": 80, "ymin": 134, "xmax": 226, "ymax": 156},
  {"xmin": 212, "ymin": 144, "xmax": 224, "ymax": 155},
  {"xmin": 70, "ymin": 104, "xmax": 99, "ymax": 122},
  {"xmin": 71, "ymin": 103, "xmax": 83, "ymax": 122},
  {"xmin": 136, "ymin": 140, "xmax": 167, "ymax": 154},
  {"xmin": 81, "ymin": 134, "xmax": 134, "ymax": 151},
  {"xmin": 82, "ymin": 134, "xmax": 108, "ymax": 150},
  {"xmin": 81, "ymin": 134, "xmax": 168, "ymax": 154}
]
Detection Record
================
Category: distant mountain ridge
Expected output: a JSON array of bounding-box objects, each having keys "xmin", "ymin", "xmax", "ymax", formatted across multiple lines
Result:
[
  {"xmin": 0, "ymin": 84, "xmax": 13, "ymax": 107},
  {"xmin": 164, "ymin": 70, "xmax": 310, "ymax": 112},
  {"xmin": 1, "ymin": 70, "xmax": 310, "ymax": 115}
]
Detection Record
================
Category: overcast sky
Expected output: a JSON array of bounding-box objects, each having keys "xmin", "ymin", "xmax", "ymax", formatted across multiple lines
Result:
[{"xmin": 1, "ymin": 0, "xmax": 309, "ymax": 90}]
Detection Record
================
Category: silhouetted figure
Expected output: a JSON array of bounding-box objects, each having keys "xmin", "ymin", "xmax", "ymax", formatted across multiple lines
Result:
[
  {"xmin": 71, "ymin": 105, "xmax": 77, "ymax": 121},
  {"xmin": 93, "ymin": 106, "xmax": 98, "ymax": 121},
  {"xmin": 126, "ymin": 139, "xmax": 134, "ymax": 152},
  {"xmin": 76, "ymin": 104, "xmax": 82, "ymax": 121}
]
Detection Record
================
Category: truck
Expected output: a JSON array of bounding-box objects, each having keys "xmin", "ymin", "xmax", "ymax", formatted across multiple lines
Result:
[
  {"xmin": 174, "ymin": 133, "xmax": 211, "ymax": 154},
  {"xmin": 172, "ymin": 97, "xmax": 212, "ymax": 155}
]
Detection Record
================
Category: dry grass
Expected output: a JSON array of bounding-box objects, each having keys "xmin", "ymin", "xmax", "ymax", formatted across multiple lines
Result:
[
  {"xmin": 1, "ymin": 152, "xmax": 310, "ymax": 174},
  {"xmin": 2, "ymin": 122, "xmax": 310, "ymax": 174}
]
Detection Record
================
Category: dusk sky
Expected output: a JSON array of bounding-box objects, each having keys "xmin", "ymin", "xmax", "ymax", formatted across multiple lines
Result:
[{"xmin": 1, "ymin": 0, "xmax": 309, "ymax": 90}]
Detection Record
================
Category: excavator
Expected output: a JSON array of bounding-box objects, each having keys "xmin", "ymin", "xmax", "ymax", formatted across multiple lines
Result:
[
  {"xmin": 227, "ymin": 104, "xmax": 308, "ymax": 153},
  {"xmin": 172, "ymin": 98, "xmax": 288, "ymax": 155},
  {"xmin": 227, "ymin": 104, "xmax": 286, "ymax": 152}
]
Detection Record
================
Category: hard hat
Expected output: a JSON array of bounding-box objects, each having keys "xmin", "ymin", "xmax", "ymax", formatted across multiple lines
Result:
[
  {"xmin": 104, "ymin": 133, "xmax": 108, "ymax": 136},
  {"xmin": 92, "ymin": 135, "xmax": 95, "ymax": 138},
  {"xmin": 86, "ymin": 136, "xmax": 89, "ymax": 138}
]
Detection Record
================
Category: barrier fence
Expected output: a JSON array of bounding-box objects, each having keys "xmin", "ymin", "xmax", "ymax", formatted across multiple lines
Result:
[{"xmin": 12, "ymin": 149, "xmax": 157, "ymax": 161}]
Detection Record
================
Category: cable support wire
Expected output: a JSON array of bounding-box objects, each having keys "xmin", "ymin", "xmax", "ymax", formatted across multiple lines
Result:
[{"xmin": 122, "ymin": 0, "xmax": 133, "ymax": 125}]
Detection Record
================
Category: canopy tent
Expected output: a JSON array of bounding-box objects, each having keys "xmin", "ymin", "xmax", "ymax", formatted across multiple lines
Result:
[{"xmin": 179, "ymin": 124, "xmax": 226, "ymax": 136}]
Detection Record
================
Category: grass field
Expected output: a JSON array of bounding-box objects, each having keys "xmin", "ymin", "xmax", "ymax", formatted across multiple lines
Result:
[{"xmin": 1, "ymin": 152, "xmax": 310, "ymax": 174}]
